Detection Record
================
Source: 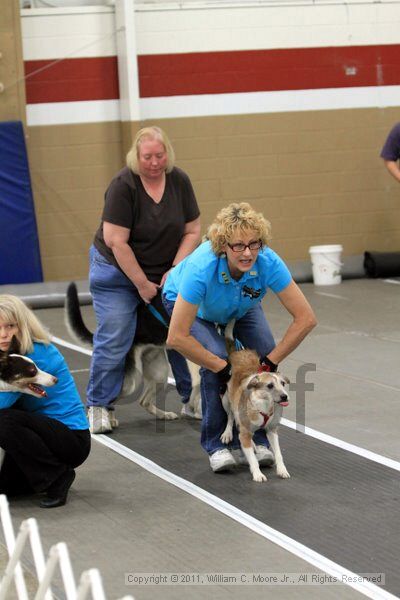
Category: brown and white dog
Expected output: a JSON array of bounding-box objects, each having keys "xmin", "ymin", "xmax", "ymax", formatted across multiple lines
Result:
[{"xmin": 220, "ymin": 347, "xmax": 290, "ymax": 483}]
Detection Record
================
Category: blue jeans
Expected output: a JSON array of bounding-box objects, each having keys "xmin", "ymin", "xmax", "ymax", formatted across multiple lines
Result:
[
  {"xmin": 162, "ymin": 296, "xmax": 275, "ymax": 454},
  {"xmin": 167, "ymin": 349, "xmax": 192, "ymax": 403},
  {"xmin": 87, "ymin": 246, "xmax": 191, "ymax": 407}
]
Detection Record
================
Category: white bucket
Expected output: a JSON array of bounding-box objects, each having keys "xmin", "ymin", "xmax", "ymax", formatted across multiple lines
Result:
[{"xmin": 309, "ymin": 244, "xmax": 343, "ymax": 286}]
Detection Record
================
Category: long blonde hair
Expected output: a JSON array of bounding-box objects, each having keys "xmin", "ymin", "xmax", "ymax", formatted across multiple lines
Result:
[
  {"xmin": 0, "ymin": 295, "xmax": 50, "ymax": 354},
  {"xmin": 207, "ymin": 202, "xmax": 272, "ymax": 255},
  {"xmin": 126, "ymin": 126, "xmax": 175, "ymax": 174}
]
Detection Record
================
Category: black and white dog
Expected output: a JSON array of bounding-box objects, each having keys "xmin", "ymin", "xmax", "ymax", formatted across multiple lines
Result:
[
  {"xmin": 65, "ymin": 282, "xmax": 201, "ymax": 420},
  {"xmin": 0, "ymin": 337, "xmax": 58, "ymax": 397}
]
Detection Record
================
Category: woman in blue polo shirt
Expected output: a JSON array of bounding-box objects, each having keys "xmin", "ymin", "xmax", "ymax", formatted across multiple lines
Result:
[
  {"xmin": 0, "ymin": 295, "xmax": 90, "ymax": 507},
  {"xmin": 163, "ymin": 202, "xmax": 316, "ymax": 474}
]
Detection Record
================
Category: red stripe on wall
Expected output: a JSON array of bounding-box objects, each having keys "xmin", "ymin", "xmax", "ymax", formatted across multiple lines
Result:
[
  {"xmin": 138, "ymin": 45, "xmax": 400, "ymax": 97},
  {"xmin": 24, "ymin": 45, "xmax": 400, "ymax": 103},
  {"xmin": 25, "ymin": 57, "xmax": 119, "ymax": 103}
]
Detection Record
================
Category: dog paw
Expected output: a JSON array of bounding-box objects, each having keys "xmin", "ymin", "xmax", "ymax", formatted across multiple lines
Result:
[
  {"xmin": 277, "ymin": 468, "xmax": 290, "ymax": 479},
  {"xmin": 164, "ymin": 411, "xmax": 179, "ymax": 420},
  {"xmin": 252, "ymin": 470, "xmax": 267, "ymax": 483},
  {"xmin": 220, "ymin": 432, "xmax": 233, "ymax": 444}
]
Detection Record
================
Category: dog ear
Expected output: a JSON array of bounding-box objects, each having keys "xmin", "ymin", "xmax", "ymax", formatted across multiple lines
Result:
[
  {"xmin": 247, "ymin": 375, "xmax": 260, "ymax": 389},
  {"xmin": 276, "ymin": 371, "xmax": 290, "ymax": 385},
  {"xmin": 8, "ymin": 335, "xmax": 21, "ymax": 354}
]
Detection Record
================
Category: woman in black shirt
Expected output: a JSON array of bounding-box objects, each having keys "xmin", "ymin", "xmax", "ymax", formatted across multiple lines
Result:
[{"xmin": 88, "ymin": 126, "xmax": 201, "ymax": 433}]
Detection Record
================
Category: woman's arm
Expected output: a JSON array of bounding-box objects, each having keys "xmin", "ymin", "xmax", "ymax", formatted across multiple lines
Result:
[
  {"xmin": 103, "ymin": 221, "xmax": 158, "ymax": 303},
  {"xmin": 160, "ymin": 217, "xmax": 201, "ymax": 286},
  {"xmin": 166, "ymin": 294, "xmax": 227, "ymax": 372},
  {"xmin": 383, "ymin": 159, "xmax": 400, "ymax": 183},
  {"xmin": 266, "ymin": 280, "xmax": 317, "ymax": 365},
  {"xmin": 174, "ymin": 217, "xmax": 201, "ymax": 263}
]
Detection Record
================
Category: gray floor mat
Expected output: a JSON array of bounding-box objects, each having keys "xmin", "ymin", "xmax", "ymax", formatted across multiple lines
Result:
[{"xmin": 61, "ymin": 344, "xmax": 400, "ymax": 598}]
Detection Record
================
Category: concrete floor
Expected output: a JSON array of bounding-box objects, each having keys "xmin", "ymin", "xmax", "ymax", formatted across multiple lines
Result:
[{"xmin": 0, "ymin": 278, "xmax": 399, "ymax": 600}]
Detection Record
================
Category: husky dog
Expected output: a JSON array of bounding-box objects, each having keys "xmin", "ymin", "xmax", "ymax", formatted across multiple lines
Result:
[{"xmin": 65, "ymin": 282, "xmax": 201, "ymax": 420}]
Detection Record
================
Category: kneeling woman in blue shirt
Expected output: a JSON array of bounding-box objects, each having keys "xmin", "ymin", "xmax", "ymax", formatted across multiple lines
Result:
[
  {"xmin": 0, "ymin": 295, "xmax": 90, "ymax": 507},
  {"xmin": 163, "ymin": 202, "xmax": 317, "ymax": 474}
]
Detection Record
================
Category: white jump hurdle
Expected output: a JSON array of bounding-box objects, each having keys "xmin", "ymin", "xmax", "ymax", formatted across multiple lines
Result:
[{"xmin": 0, "ymin": 495, "xmax": 134, "ymax": 600}]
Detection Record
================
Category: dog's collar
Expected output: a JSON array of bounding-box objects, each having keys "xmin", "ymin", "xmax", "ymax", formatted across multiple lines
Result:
[
  {"xmin": 258, "ymin": 364, "xmax": 271, "ymax": 373},
  {"xmin": 260, "ymin": 411, "xmax": 270, "ymax": 426}
]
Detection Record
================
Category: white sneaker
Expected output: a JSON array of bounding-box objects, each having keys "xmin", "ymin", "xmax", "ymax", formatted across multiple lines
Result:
[
  {"xmin": 209, "ymin": 449, "xmax": 236, "ymax": 473},
  {"xmin": 231, "ymin": 448, "xmax": 248, "ymax": 465},
  {"xmin": 88, "ymin": 406, "xmax": 112, "ymax": 434},
  {"xmin": 181, "ymin": 403, "xmax": 196, "ymax": 418},
  {"xmin": 232, "ymin": 446, "xmax": 275, "ymax": 467},
  {"xmin": 108, "ymin": 410, "xmax": 119, "ymax": 429},
  {"xmin": 255, "ymin": 445, "xmax": 275, "ymax": 467},
  {"xmin": 181, "ymin": 403, "xmax": 202, "ymax": 420}
]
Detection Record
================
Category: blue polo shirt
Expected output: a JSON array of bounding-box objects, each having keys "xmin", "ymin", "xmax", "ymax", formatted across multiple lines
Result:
[{"xmin": 163, "ymin": 241, "xmax": 292, "ymax": 324}]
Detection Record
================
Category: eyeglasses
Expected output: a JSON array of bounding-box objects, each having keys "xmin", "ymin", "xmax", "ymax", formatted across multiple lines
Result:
[{"xmin": 227, "ymin": 240, "xmax": 263, "ymax": 253}]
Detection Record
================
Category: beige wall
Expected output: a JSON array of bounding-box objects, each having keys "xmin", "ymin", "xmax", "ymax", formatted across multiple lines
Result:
[
  {"xmin": 160, "ymin": 109, "xmax": 400, "ymax": 261},
  {"xmin": 26, "ymin": 122, "xmax": 123, "ymax": 281},
  {"xmin": 27, "ymin": 107, "xmax": 400, "ymax": 281},
  {"xmin": 0, "ymin": 0, "xmax": 26, "ymax": 124}
]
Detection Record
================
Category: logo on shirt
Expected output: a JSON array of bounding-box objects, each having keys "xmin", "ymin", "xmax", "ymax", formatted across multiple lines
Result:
[
  {"xmin": 242, "ymin": 285, "xmax": 261, "ymax": 299},
  {"xmin": 221, "ymin": 271, "xmax": 230, "ymax": 284}
]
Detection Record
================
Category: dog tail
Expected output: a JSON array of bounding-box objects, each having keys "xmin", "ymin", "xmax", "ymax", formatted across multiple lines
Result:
[
  {"xmin": 224, "ymin": 320, "xmax": 236, "ymax": 356},
  {"xmin": 64, "ymin": 282, "xmax": 93, "ymax": 347}
]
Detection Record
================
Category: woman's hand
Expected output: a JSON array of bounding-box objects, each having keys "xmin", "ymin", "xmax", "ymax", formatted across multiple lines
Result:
[{"xmin": 137, "ymin": 280, "xmax": 159, "ymax": 304}]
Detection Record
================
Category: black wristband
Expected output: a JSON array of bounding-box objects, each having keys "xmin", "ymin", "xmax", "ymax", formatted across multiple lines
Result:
[
  {"xmin": 260, "ymin": 355, "xmax": 278, "ymax": 372},
  {"xmin": 217, "ymin": 362, "xmax": 232, "ymax": 384}
]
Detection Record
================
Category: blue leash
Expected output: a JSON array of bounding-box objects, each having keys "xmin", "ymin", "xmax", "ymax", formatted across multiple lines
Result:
[
  {"xmin": 146, "ymin": 303, "xmax": 170, "ymax": 328},
  {"xmin": 216, "ymin": 323, "xmax": 244, "ymax": 351},
  {"xmin": 147, "ymin": 304, "xmax": 244, "ymax": 350}
]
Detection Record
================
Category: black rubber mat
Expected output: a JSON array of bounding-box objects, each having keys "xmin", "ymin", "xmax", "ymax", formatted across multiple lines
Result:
[{"xmin": 60, "ymin": 344, "xmax": 400, "ymax": 597}]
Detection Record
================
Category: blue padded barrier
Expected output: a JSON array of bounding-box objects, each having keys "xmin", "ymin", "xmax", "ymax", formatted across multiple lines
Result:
[{"xmin": 0, "ymin": 121, "xmax": 43, "ymax": 284}]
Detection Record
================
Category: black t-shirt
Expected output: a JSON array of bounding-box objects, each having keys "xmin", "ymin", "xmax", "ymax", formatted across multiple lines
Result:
[{"xmin": 93, "ymin": 166, "xmax": 200, "ymax": 283}]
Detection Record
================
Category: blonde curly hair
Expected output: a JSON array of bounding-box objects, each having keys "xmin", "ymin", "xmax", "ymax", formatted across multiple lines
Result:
[
  {"xmin": 0, "ymin": 295, "xmax": 50, "ymax": 354},
  {"xmin": 126, "ymin": 126, "xmax": 175, "ymax": 174},
  {"xmin": 207, "ymin": 202, "xmax": 271, "ymax": 255}
]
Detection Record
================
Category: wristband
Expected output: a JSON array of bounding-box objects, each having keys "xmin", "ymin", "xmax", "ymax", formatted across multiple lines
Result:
[
  {"xmin": 217, "ymin": 362, "xmax": 232, "ymax": 384},
  {"xmin": 259, "ymin": 355, "xmax": 278, "ymax": 373}
]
